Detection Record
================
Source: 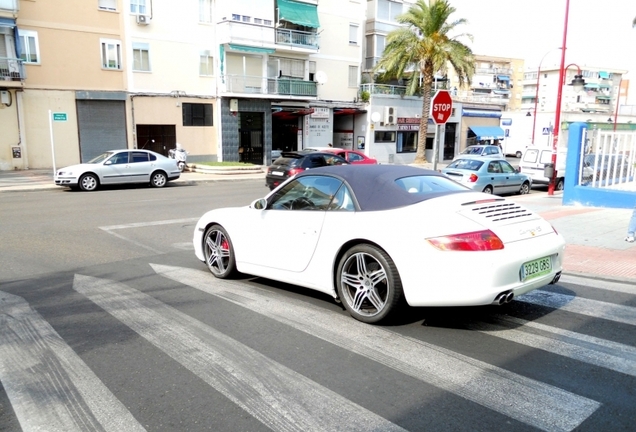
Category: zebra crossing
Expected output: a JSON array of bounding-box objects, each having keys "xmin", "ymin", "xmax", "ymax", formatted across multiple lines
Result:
[{"xmin": 1, "ymin": 266, "xmax": 635, "ymax": 432}]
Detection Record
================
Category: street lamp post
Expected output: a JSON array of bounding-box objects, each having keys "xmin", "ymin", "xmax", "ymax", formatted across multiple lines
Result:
[{"xmin": 531, "ymin": 48, "xmax": 561, "ymax": 145}]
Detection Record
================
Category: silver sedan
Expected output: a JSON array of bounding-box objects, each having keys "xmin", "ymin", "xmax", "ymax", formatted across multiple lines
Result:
[
  {"xmin": 442, "ymin": 157, "xmax": 532, "ymax": 195},
  {"xmin": 55, "ymin": 149, "xmax": 181, "ymax": 191}
]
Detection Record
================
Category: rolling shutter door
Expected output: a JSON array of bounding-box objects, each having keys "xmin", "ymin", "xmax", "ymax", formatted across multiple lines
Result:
[{"xmin": 77, "ymin": 100, "xmax": 127, "ymax": 162}]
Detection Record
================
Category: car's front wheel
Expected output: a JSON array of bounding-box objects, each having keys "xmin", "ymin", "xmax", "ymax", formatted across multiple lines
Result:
[
  {"xmin": 337, "ymin": 244, "xmax": 403, "ymax": 323},
  {"xmin": 203, "ymin": 224, "xmax": 237, "ymax": 279},
  {"xmin": 150, "ymin": 171, "xmax": 167, "ymax": 188},
  {"xmin": 79, "ymin": 173, "xmax": 98, "ymax": 191},
  {"xmin": 519, "ymin": 181, "xmax": 530, "ymax": 195},
  {"xmin": 516, "ymin": 151, "xmax": 523, "ymax": 158}
]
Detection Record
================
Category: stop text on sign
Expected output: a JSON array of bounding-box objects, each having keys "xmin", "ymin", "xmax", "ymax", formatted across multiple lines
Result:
[{"xmin": 433, "ymin": 103, "xmax": 452, "ymax": 112}]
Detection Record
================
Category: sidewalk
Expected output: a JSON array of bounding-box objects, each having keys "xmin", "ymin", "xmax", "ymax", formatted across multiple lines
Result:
[{"xmin": 1, "ymin": 167, "xmax": 635, "ymax": 283}]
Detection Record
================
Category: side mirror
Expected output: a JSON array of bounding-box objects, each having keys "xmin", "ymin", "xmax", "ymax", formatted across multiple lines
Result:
[
  {"xmin": 104, "ymin": 160, "xmax": 112, "ymax": 165},
  {"xmin": 516, "ymin": 167, "xmax": 521, "ymax": 173},
  {"xmin": 251, "ymin": 198, "xmax": 268, "ymax": 210}
]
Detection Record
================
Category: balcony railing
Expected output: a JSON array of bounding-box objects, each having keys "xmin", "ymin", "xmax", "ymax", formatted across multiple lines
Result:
[
  {"xmin": 222, "ymin": 75, "xmax": 317, "ymax": 97},
  {"xmin": 0, "ymin": 57, "xmax": 25, "ymax": 81},
  {"xmin": 275, "ymin": 29, "xmax": 319, "ymax": 50}
]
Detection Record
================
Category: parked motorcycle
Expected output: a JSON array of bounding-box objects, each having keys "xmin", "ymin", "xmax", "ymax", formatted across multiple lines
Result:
[{"xmin": 169, "ymin": 143, "xmax": 188, "ymax": 172}]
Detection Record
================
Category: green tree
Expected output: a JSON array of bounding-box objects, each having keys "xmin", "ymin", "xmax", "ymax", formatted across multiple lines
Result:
[{"xmin": 375, "ymin": 0, "xmax": 474, "ymax": 164}]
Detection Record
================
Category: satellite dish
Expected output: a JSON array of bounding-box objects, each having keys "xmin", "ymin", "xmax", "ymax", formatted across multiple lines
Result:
[
  {"xmin": 371, "ymin": 112, "xmax": 381, "ymax": 122},
  {"xmin": 315, "ymin": 71, "xmax": 328, "ymax": 84}
]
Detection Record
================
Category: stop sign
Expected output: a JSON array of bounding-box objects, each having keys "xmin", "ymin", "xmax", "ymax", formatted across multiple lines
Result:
[{"xmin": 430, "ymin": 90, "xmax": 453, "ymax": 125}]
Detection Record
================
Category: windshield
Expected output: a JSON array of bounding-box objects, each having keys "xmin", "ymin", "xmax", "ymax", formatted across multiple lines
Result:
[
  {"xmin": 87, "ymin": 152, "xmax": 115, "ymax": 164},
  {"xmin": 461, "ymin": 146, "xmax": 483, "ymax": 155}
]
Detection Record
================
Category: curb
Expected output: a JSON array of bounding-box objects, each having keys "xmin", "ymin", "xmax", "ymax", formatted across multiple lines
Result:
[{"xmin": 187, "ymin": 164, "xmax": 264, "ymax": 175}]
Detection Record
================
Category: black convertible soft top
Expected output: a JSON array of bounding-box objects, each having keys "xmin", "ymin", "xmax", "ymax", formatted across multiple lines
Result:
[{"xmin": 295, "ymin": 164, "xmax": 469, "ymax": 211}]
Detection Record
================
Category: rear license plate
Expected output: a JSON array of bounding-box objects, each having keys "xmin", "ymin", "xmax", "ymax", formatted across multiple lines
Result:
[
  {"xmin": 520, "ymin": 256, "xmax": 552, "ymax": 281},
  {"xmin": 272, "ymin": 171, "xmax": 284, "ymax": 176}
]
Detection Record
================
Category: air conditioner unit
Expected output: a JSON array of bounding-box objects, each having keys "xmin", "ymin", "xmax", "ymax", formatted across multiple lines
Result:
[
  {"xmin": 384, "ymin": 106, "xmax": 397, "ymax": 125},
  {"xmin": 136, "ymin": 14, "xmax": 150, "ymax": 25}
]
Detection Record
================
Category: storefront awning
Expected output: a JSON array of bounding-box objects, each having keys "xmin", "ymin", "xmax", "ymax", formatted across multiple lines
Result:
[
  {"xmin": 595, "ymin": 95, "xmax": 611, "ymax": 100},
  {"xmin": 497, "ymin": 75, "xmax": 510, "ymax": 81},
  {"xmin": 598, "ymin": 71, "xmax": 609, "ymax": 79},
  {"xmin": 277, "ymin": 0, "xmax": 320, "ymax": 28},
  {"xmin": 468, "ymin": 126, "xmax": 505, "ymax": 141},
  {"xmin": 228, "ymin": 44, "xmax": 275, "ymax": 54},
  {"xmin": 584, "ymin": 83, "xmax": 600, "ymax": 89}
]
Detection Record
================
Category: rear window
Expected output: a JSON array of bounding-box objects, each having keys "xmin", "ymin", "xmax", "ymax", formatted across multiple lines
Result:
[
  {"xmin": 273, "ymin": 157, "xmax": 300, "ymax": 167},
  {"xmin": 446, "ymin": 159, "xmax": 484, "ymax": 171},
  {"xmin": 461, "ymin": 146, "xmax": 484, "ymax": 155},
  {"xmin": 395, "ymin": 175, "xmax": 468, "ymax": 194},
  {"xmin": 522, "ymin": 149, "xmax": 539, "ymax": 163}
]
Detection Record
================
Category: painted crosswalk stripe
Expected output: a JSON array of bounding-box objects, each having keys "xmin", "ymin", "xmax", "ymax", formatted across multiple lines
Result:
[
  {"xmin": 470, "ymin": 315, "xmax": 636, "ymax": 377},
  {"xmin": 0, "ymin": 291, "xmax": 146, "ymax": 432},
  {"xmin": 73, "ymin": 275, "xmax": 407, "ymax": 432},
  {"xmin": 520, "ymin": 290, "xmax": 636, "ymax": 326},
  {"xmin": 152, "ymin": 264, "xmax": 600, "ymax": 432}
]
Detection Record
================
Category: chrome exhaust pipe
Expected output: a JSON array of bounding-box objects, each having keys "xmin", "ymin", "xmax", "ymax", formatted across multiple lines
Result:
[
  {"xmin": 492, "ymin": 291, "xmax": 508, "ymax": 305},
  {"xmin": 505, "ymin": 292, "xmax": 514, "ymax": 303}
]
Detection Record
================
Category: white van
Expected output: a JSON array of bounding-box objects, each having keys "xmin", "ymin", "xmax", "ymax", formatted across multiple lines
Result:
[
  {"xmin": 519, "ymin": 146, "xmax": 567, "ymax": 190},
  {"xmin": 501, "ymin": 138, "xmax": 527, "ymax": 158}
]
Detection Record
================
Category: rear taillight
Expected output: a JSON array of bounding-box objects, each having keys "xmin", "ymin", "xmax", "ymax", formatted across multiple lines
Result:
[
  {"xmin": 468, "ymin": 173, "xmax": 479, "ymax": 183},
  {"xmin": 288, "ymin": 167, "xmax": 304, "ymax": 177},
  {"xmin": 427, "ymin": 230, "xmax": 504, "ymax": 251}
]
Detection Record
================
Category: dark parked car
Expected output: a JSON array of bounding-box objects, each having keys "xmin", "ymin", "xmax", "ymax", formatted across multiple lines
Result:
[
  {"xmin": 265, "ymin": 150, "xmax": 348, "ymax": 190},
  {"xmin": 582, "ymin": 154, "xmax": 630, "ymax": 181}
]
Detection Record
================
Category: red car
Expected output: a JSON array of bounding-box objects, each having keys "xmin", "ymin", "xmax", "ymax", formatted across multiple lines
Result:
[{"xmin": 323, "ymin": 149, "xmax": 378, "ymax": 165}]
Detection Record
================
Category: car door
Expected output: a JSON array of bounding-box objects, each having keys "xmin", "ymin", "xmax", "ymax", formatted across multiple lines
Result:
[
  {"xmin": 485, "ymin": 161, "xmax": 507, "ymax": 194},
  {"xmin": 127, "ymin": 151, "xmax": 153, "ymax": 183},
  {"xmin": 239, "ymin": 176, "xmax": 337, "ymax": 272},
  {"xmin": 100, "ymin": 151, "xmax": 131, "ymax": 184},
  {"xmin": 499, "ymin": 160, "xmax": 522, "ymax": 193}
]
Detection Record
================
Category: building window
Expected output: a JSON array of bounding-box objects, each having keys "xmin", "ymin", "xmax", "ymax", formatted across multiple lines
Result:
[
  {"xmin": 349, "ymin": 24, "xmax": 358, "ymax": 44},
  {"xmin": 232, "ymin": 14, "xmax": 240, "ymax": 21},
  {"xmin": 264, "ymin": 19, "xmax": 272, "ymax": 26},
  {"xmin": 18, "ymin": 30, "xmax": 40, "ymax": 64},
  {"xmin": 377, "ymin": 0, "xmax": 402, "ymax": 22},
  {"xmin": 199, "ymin": 50, "xmax": 213, "ymax": 76},
  {"xmin": 348, "ymin": 65, "xmax": 358, "ymax": 87},
  {"xmin": 397, "ymin": 131, "xmax": 417, "ymax": 153},
  {"xmin": 98, "ymin": 0, "xmax": 117, "ymax": 11},
  {"xmin": 374, "ymin": 131, "xmax": 395, "ymax": 142},
  {"xmin": 273, "ymin": 57, "xmax": 305, "ymax": 79},
  {"xmin": 130, "ymin": 0, "xmax": 147, "ymax": 14},
  {"xmin": 242, "ymin": 16, "xmax": 251, "ymax": 23},
  {"xmin": 101, "ymin": 39, "xmax": 122, "ymax": 69},
  {"xmin": 199, "ymin": 0, "xmax": 212, "ymax": 23},
  {"xmin": 183, "ymin": 103, "xmax": 213, "ymax": 126},
  {"xmin": 254, "ymin": 18, "xmax": 262, "ymax": 24},
  {"xmin": 132, "ymin": 42, "xmax": 150, "ymax": 71}
]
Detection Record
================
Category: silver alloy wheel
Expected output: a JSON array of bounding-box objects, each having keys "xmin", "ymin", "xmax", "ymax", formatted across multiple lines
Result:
[
  {"xmin": 203, "ymin": 225, "xmax": 235, "ymax": 278},
  {"xmin": 483, "ymin": 185, "xmax": 493, "ymax": 194},
  {"xmin": 520, "ymin": 182, "xmax": 530, "ymax": 194},
  {"xmin": 339, "ymin": 252, "xmax": 389, "ymax": 319},
  {"xmin": 79, "ymin": 173, "xmax": 98, "ymax": 191},
  {"xmin": 150, "ymin": 171, "xmax": 167, "ymax": 188}
]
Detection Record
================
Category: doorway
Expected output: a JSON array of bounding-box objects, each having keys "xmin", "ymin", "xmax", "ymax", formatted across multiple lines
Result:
[
  {"xmin": 239, "ymin": 112, "xmax": 264, "ymax": 164},
  {"xmin": 136, "ymin": 124, "xmax": 176, "ymax": 157}
]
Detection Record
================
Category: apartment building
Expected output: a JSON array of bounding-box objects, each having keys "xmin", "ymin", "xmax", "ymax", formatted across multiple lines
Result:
[{"xmin": 0, "ymin": 0, "xmax": 366, "ymax": 170}]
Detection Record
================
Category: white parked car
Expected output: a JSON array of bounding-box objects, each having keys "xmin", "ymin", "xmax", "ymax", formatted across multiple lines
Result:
[
  {"xmin": 455, "ymin": 144, "xmax": 504, "ymax": 160},
  {"xmin": 55, "ymin": 149, "xmax": 181, "ymax": 191},
  {"xmin": 193, "ymin": 165, "xmax": 565, "ymax": 324}
]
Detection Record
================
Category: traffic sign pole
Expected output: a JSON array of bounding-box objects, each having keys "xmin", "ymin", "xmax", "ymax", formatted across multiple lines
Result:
[{"xmin": 49, "ymin": 109, "xmax": 56, "ymax": 174}]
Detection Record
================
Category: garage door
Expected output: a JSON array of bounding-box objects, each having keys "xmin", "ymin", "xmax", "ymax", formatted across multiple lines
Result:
[{"xmin": 77, "ymin": 100, "xmax": 127, "ymax": 162}]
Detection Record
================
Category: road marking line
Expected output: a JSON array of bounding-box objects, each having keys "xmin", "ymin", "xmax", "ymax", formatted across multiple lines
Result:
[
  {"xmin": 472, "ymin": 315, "xmax": 636, "ymax": 377},
  {"xmin": 152, "ymin": 264, "xmax": 600, "ymax": 432},
  {"xmin": 520, "ymin": 290, "xmax": 636, "ymax": 326},
  {"xmin": 99, "ymin": 217, "xmax": 199, "ymax": 231},
  {"xmin": 73, "ymin": 275, "xmax": 407, "ymax": 432},
  {"xmin": 0, "ymin": 291, "xmax": 146, "ymax": 432},
  {"xmin": 559, "ymin": 274, "xmax": 636, "ymax": 295}
]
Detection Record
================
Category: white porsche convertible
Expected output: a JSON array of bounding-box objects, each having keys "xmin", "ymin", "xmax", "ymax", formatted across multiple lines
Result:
[{"xmin": 193, "ymin": 165, "xmax": 565, "ymax": 323}]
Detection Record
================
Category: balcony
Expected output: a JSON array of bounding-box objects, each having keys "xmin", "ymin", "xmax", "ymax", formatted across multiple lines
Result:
[
  {"xmin": 275, "ymin": 28, "xmax": 319, "ymax": 51},
  {"xmin": 0, "ymin": 57, "xmax": 25, "ymax": 82},
  {"xmin": 0, "ymin": 0, "xmax": 19, "ymax": 12},
  {"xmin": 222, "ymin": 75, "xmax": 317, "ymax": 97},
  {"xmin": 360, "ymin": 84, "xmax": 407, "ymax": 96}
]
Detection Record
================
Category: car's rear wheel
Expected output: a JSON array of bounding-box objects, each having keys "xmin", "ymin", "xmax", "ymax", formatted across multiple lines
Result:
[
  {"xmin": 203, "ymin": 224, "xmax": 237, "ymax": 279},
  {"xmin": 150, "ymin": 171, "xmax": 167, "ymax": 188},
  {"xmin": 556, "ymin": 178, "xmax": 564, "ymax": 191},
  {"xmin": 482, "ymin": 185, "xmax": 493, "ymax": 194},
  {"xmin": 337, "ymin": 244, "xmax": 403, "ymax": 323},
  {"xmin": 79, "ymin": 173, "xmax": 98, "ymax": 191},
  {"xmin": 519, "ymin": 181, "xmax": 530, "ymax": 195}
]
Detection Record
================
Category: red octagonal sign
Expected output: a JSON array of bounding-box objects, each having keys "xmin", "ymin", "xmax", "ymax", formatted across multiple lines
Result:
[{"xmin": 430, "ymin": 90, "xmax": 453, "ymax": 125}]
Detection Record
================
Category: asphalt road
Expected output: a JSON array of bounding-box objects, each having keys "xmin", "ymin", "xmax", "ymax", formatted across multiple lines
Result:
[{"xmin": 1, "ymin": 180, "xmax": 635, "ymax": 431}]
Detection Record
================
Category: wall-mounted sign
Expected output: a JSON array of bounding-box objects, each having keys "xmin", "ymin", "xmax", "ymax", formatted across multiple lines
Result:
[
  {"xmin": 52, "ymin": 112, "xmax": 67, "ymax": 122},
  {"xmin": 310, "ymin": 107, "xmax": 329, "ymax": 119}
]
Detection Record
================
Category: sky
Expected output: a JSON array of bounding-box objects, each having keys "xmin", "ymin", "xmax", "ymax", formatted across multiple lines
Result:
[{"xmin": 446, "ymin": 0, "xmax": 636, "ymax": 79}]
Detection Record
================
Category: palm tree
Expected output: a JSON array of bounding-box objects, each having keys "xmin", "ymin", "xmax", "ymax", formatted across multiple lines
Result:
[{"xmin": 375, "ymin": 0, "xmax": 474, "ymax": 164}]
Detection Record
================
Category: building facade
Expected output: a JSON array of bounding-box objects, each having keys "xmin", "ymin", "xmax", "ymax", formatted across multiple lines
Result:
[{"xmin": 0, "ymin": 0, "xmax": 367, "ymax": 170}]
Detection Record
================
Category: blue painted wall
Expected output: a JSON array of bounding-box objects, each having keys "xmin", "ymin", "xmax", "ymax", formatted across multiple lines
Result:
[{"xmin": 562, "ymin": 122, "xmax": 636, "ymax": 209}]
